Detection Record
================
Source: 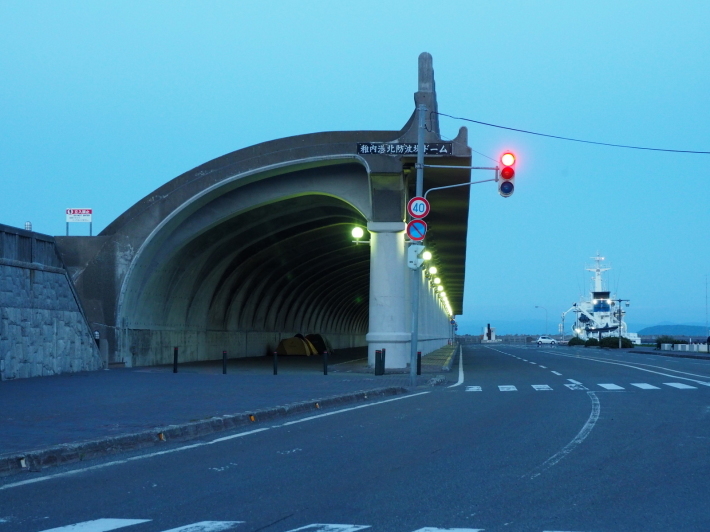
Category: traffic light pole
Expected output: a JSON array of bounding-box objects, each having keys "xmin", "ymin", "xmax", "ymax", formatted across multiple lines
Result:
[{"xmin": 410, "ymin": 104, "xmax": 426, "ymax": 387}]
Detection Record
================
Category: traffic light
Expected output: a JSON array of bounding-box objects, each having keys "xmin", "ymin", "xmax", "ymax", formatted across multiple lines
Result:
[
  {"xmin": 498, "ymin": 151, "xmax": 516, "ymax": 198},
  {"xmin": 407, "ymin": 244, "xmax": 426, "ymax": 270}
]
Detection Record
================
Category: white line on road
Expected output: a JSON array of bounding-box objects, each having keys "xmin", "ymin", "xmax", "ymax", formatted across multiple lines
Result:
[
  {"xmin": 664, "ymin": 382, "xmax": 697, "ymax": 389},
  {"xmin": 448, "ymin": 346, "xmax": 464, "ymax": 388},
  {"xmin": 0, "ymin": 393, "xmax": 430, "ymax": 492},
  {"xmin": 597, "ymin": 384, "xmax": 624, "ymax": 390},
  {"xmin": 411, "ymin": 528, "xmax": 484, "ymax": 531},
  {"xmin": 538, "ymin": 350, "xmax": 710, "ymax": 386},
  {"xmin": 630, "ymin": 383, "xmax": 660, "ymax": 390},
  {"xmin": 528, "ymin": 392, "xmax": 600, "ymax": 480},
  {"xmin": 282, "ymin": 392, "xmax": 430, "ymax": 426},
  {"xmin": 499, "ymin": 385, "xmax": 517, "ymax": 391},
  {"xmin": 564, "ymin": 383, "xmax": 588, "ymax": 391},
  {"xmin": 539, "ymin": 365, "xmax": 547, "ymax": 368},
  {"xmin": 567, "ymin": 379, "xmax": 583, "ymax": 384},
  {"xmin": 162, "ymin": 522, "xmax": 243, "ymax": 532},
  {"xmin": 532, "ymin": 385, "xmax": 553, "ymax": 391},
  {"xmin": 285, "ymin": 525, "xmax": 370, "ymax": 532},
  {"xmin": 39, "ymin": 519, "xmax": 151, "ymax": 532},
  {"xmin": 465, "ymin": 386, "xmax": 482, "ymax": 392},
  {"xmin": 551, "ymin": 371, "xmax": 563, "ymax": 376}
]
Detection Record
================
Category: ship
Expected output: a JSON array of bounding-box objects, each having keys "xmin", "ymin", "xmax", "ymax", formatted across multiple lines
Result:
[{"xmin": 561, "ymin": 255, "xmax": 641, "ymax": 345}]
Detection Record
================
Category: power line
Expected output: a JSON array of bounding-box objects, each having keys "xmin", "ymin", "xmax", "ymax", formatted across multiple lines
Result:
[{"xmin": 435, "ymin": 112, "xmax": 710, "ymax": 154}]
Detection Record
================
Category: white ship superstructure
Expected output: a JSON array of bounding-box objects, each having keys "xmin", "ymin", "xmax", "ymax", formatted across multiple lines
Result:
[{"xmin": 562, "ymin": 255, "xmax": 641, "ymax": 344}]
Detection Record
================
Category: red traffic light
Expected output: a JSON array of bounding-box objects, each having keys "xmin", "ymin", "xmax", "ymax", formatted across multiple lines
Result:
[{"xmin": 501, "ymin": 166, "xmax": 515, "ymax": 179}]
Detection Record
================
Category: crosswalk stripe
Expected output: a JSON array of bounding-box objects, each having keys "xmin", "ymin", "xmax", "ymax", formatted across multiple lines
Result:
[
  {"xmin": 598, "ymin": 384, "xmax": 624, "ymax": 390},
  {"xmin": 551, "ymin": 371, "xmax": 563, "ymax": 376},
  {"xmin": 564, "ymin": 383, "xmax": 588, "ymax": 391},
  {"xmin": 664, "ymin": 382, "xmax": 697, "ymax": 389},
  {"xmin": 39, "ymin": 519, "xmax": 151, "ymax": 532},
  {"xmin": 630, "ymin": 383, "xmax": 660, "ymax": 390},
  {"xmin": 567, "ymin": 379, "xmax": 583, "ymax": 384},
  {"xmin": 285, "ymin": 526, "xmax": 370, "ymax": 531},
  {"xmin": 499, "ymin": 385, "xmax": 517, "ymax": 391},
  {"xmin": 532, "ymin": 385, "xmax": 552, "ymax": 391},
  {"xmin": 162, "ymin": 522, "xmax": 243, "ymax": 532},
  {"xmin": 465, "ymin": 386, "xmax": 482, "ymax": 392},
  {"xmin": 411, "ymin": 528, "xmax": 484, "ymax": 531}
]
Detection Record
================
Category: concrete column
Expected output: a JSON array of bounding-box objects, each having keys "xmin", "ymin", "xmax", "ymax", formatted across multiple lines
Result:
[{"xmin": 366, "ymin": 221, "xmax": 409, "ymax": 368}]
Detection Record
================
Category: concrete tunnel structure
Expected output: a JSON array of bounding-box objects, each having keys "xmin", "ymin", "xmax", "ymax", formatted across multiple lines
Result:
[{"xmin": 55, "ymin": 53, "xmax": 472, "ymax": 369}]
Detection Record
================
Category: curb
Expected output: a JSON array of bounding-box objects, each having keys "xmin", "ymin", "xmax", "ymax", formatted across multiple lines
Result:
[
  {"xmin": 632, "ymin": 350, "xmax": 710, "ymax": 361},
  {"xmin": 0, "ymin": 386, "xmax": 408, "ymax": 479},
  {"xmin": 442, "ymin": 345, "xmax": 460, "ymax": 372}
]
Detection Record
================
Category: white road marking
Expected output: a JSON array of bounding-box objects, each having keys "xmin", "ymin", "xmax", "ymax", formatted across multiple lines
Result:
[
  {"xmin": 285, "ymin": 526, "xmax": 370, "ymax": 532},
  {"xmin": 522, "ymin": 359, "xmax": 528, "ymax": 362},
  {"xmin": 411, "ymin": 528, "xmax": 484, "ymax": 531},
  {"xmin": 532, "ymin": 385, "xmax": 552, "ymax": 391},
  {"xmin": 539, "ymin": 365, "xmax": 547, "ymax": 368},
  {"xmin": 529, "ymin": 362, "xmax": 537, "ymax": 365},
  {"xmin": 282, "ymin": 392, "xmax": 430, "ymax": 426},
  {"xmin": 465, "ymin": 386, "xmax": 482, "ymax": 392},
  {"xmin": 499, "ymin": 385, "xmax": 517, "ymax": 391},
  {"xmin": 162, "ymin": 522, "xmax": 243, "ymax": 532},
  {"xmin": 597, "ymin": 384, "xmax": 624, "ymax": 390},
  {"xmin": 538, "ymin": 350, "xmax": 710, "ymax": 386},
  {"xmin": 551, "ymin": 371, "xmax": 563, "ymax": 376},
  {"xmin": 448, "ymin": 346, "xmax": 464, "ymax": 388},
  {"xmin": 630, "ymin": 383, "xmax": 660, "ymax": 390},
  {"xmin": 1, "ymin": 393, "xmax": 430, "ymax": 491},
  {"xmin": 664, "ymin": 382, "xmax": 697, "ymax": 389},
  {"xmin": 567, "ymin": 379, "xmax": 583, "ymax": 384},
  {"xmin": 39, "ymin": 519, "xmax": 150, "ymax": 532},
  {"xmin": 528, "ymin": 392, "xmax": 600, "ymax": 479},
  {"xmin": 564, "ymin": 383, "xmax": 588, "ymax": 391}
]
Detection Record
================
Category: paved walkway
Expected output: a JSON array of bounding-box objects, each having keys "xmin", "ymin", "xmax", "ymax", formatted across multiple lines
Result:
[{"xmin": 0, "ymin": 345, "xmax": 458, "ymax": 476}]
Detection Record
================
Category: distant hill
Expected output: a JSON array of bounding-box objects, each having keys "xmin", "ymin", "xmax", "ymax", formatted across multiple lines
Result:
[{"xmin": 637, "ymin": 325, "xmax": 709, "ymax": 337}]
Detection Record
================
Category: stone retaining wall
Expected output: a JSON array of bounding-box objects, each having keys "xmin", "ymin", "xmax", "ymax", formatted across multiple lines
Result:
[{"xmin": 0, "ymin": 225, "xmax": 101, "ymax": 380}]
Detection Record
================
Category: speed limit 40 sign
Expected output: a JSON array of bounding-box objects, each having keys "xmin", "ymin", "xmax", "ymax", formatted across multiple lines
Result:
[{"xmin": 407, "ymin": 196, "xmax": 430, "ymax": 219}]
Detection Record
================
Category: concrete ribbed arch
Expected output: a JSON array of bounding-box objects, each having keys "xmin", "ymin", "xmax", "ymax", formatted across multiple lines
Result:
[{"xmin": 117, "ymin": 163, "xmax": 372, "ymax": 365}]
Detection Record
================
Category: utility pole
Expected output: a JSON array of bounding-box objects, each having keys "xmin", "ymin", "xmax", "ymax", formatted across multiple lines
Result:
[
  {"xmin": 409, "ymin": 103, "xmax": 426, "ymax": 387},
  {"xmin": 612, "ymin": 298, "xmax": 630, "ymax": 349}
]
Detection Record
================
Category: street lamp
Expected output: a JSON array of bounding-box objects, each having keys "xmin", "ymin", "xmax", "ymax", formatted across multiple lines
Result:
[{"xmin": 535, "ymin": 305, "xmax": 548, "ymax": 335}]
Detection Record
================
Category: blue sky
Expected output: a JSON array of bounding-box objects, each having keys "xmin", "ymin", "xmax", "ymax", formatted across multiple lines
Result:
[{"xmin": 1, "ymin": 1, "xmax": 708, "ymax": 335}]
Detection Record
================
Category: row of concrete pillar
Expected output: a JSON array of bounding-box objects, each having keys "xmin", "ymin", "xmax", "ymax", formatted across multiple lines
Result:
[{"xmin": 365, "ymin": 222, "xmax": 452, "ymax": 368}]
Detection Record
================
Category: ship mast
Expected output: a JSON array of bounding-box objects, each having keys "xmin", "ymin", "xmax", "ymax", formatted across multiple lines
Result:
[{"xmin": 586, "ymin": 253, "xmax": 610, "ymax": 293}]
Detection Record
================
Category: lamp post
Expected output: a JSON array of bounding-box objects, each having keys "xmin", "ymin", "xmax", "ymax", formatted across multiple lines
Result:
[{"xmin": 535, "ymin": 305, "xmax": 548, "ymax": 335}]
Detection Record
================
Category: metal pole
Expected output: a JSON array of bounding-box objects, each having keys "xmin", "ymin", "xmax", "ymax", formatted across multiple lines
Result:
[
  {"xmin": 273, "ymin": 351, "xmax": 278, "ymax": 375},
  {"xmin": 618, "ymin": 300, "xmax": 622, "ymax": 349},
  {"xmin": 410, "ymin": 103, "xmax": 426, "ymax": 387},
  {"xmin": 173, "ymin": 347, "xmax": 178, "ymax": 373},
  {"xmin": 323, "ymin": 351, "xmax": 328, "ymax": 375},
  {"xmin": 222, "ymin": 350, "xmax": 227, "ymax": 374}
]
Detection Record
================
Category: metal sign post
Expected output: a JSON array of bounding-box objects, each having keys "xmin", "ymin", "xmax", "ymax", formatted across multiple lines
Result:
[{"xmin": 66, "ymin": 209, "xmax": 93, "ymax": 236}]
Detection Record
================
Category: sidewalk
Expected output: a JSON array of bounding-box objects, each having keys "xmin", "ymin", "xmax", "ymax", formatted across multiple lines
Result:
[{"xmin": 0, "ymin": 345, "xmax": 458, "ymax": 477}]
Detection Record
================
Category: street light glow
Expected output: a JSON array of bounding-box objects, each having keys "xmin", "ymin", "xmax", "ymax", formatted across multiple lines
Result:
[
  {"xmin": 422, "ymin": 251, "xmax": 432, "ymax": 261},
  {"xmin": 351, "ymin": 227, "xmax": 364, "ymax": 239},
  {"xmin": 434, "ymin": 277, "xmax": 441, "ymax": 285},
  {"xmin": 428, "ymin": 266, "xmax": 438, "ymax": 275}
]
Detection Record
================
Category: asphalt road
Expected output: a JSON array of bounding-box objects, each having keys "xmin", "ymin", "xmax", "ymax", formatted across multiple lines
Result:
[{"xmin": 2, "ymin": 344, "xmax": 709, "ymax": 532}]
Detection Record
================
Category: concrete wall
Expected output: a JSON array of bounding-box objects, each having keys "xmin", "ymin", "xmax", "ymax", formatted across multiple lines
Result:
[{"xmin": 0, "ymin": 225, "xmax": 102, "ymax": 380}]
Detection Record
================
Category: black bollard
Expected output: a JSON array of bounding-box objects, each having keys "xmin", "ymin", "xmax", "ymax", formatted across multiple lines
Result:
[
  {"xmin": 273, "ymin": 351, "xmax": 278, "ymax": 375},
  {"xmin": 173, "ymin": 347, "xmax": 178, "ymax": 373},
  {"xmin": 381, "ymin": 348, "xmax": 386, "ymax": 374},
  {"xmin": 222, "ymin": 350, "xmax": 227, "ymax": 374},
  {"xmin": 417, "ymin": 351, "xmax": 422, "ymax": 375},
  {"xmin": 375, "ymin": 350, "xmax": 382, "ymax": 375},
  {"xmin": 323, "ymin": 351, "xmax": 328, "ymax": 375}
]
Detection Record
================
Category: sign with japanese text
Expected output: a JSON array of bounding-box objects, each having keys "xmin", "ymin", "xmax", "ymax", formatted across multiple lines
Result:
[
  {"xmin": 357, "ymin": 142, "xmax": 453, "ymax": 156},
  {"xmin": 66, "ymin": 208, "xmax": 93, "ymax": 223}
]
